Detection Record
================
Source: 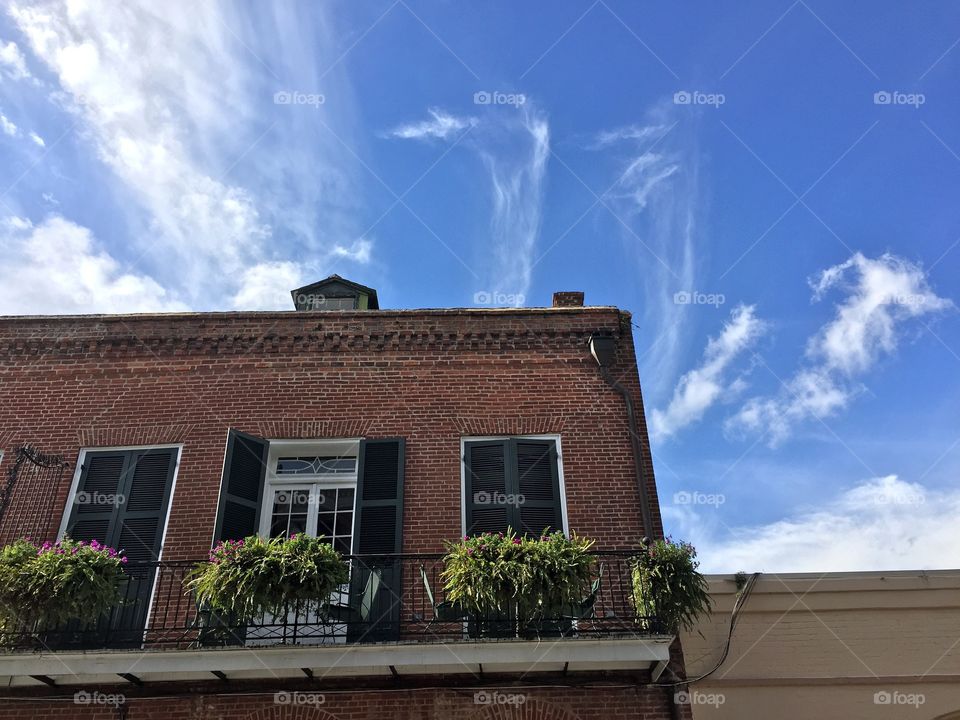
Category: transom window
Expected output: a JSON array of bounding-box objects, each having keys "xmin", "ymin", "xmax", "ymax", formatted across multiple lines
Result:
[{"xmin": 259, "ymin": 440, "xmax": 359, "ymax": 554}]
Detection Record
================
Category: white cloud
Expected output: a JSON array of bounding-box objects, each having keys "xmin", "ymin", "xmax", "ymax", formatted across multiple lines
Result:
[
  {"xmin": 331, "ymin": 238, "xmax": 372, "ymax": 264},
  {"xmin": 652, "ymin": 305, "xmax": 766, "ymax": 440},
  {"xmin": 590, "ymin": 123, "xmax": 666, "ymax": 149},
  {"xmin": 230, "ymin": 261, "xmax": 304, "ymax": 311},
  {"xmin": 385, "ymin": 107, "xmax": 477, "ymax": 141},
  {"xmin": 7, "ymin": 2, "xmax": 371, "ymax": 310},
  {"xmin": 0, "ymin": 111, "xmax": 16, "ymax": 136},
  {"xmin": 10, "ymin": 1, "xmax": 271, "ymax": 288},
  {"xmin": 596, "ymin": 109, "xmax": 698, "ymax": 393},
  {"xmin": 808, "ymin": 252, "xmax": 952, "ymax": 374},
  {"xmin": 728, "ymin": 253, "xmax": 952, "ymax": 445},
  {"xmin": 0, "ymin": 39, "xmax": 30, "ymax": 80},
  {"xmin": 480, "ymin": 105, "xmax": 549, "ymax": 299},
  {"xmin": 28, "ymin": 130, "xmax": 44, "ymax": 146},
  {"xmin": 0, "ymin": 215, "xmax": 187, "ymax": 314},
  {"xmin": 684, "ymin": 475, "xmax": 959, "ymax": 573}
]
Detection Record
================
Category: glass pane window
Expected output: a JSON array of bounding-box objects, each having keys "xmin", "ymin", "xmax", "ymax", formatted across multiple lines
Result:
[
  {"xmin": 276, "ymin": 456, "xmax": 357, "ymax": 476},
  {"xmin": 268, "ymin": 487, "xmax": 311, "ymax": 538},
  {"xmin": 316, "ymin": 487, "xmax": 354, "ymax": 555}
]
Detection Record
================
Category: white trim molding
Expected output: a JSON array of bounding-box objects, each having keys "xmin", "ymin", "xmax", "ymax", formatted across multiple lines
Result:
[{"xmin": 0, "ymin": 636, "xmax": 675, "ymax": 687}]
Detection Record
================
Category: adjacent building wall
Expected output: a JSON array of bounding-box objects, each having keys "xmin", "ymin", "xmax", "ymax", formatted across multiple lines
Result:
[{"xmin": 682, "ymin": 570, "xmax": 960, "ymax": 719}]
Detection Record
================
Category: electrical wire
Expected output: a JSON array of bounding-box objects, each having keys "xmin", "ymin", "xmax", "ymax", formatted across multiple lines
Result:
[{"xmin": 652, "ymin": 571, "xmax": 761, "ymax": 687}]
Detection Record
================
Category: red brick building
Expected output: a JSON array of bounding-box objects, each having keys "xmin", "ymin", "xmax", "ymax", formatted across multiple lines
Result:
[{"xmin": 0, "ymin": 277, "xmax": 690, "ymax": 719}]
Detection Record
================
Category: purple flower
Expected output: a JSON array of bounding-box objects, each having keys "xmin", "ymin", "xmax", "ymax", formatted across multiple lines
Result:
[{"xmin": 120, "ymin": 556, "xmax": 128, "ymax": 564}]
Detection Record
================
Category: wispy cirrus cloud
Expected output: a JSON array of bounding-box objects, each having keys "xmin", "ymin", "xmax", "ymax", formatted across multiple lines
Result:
[
  {"xmin": 6, "ymin": 1, "xmax": 372, "ymax": 312},
  {"xmin": 593, "ymin": 107, "xmax": 699, "ymax": 393},
  {"xmin": 386, "ymin": 104, "xmax": 549, "ymax": 301},
  {"xmin": 727, "ymin": 252, "xmax": 952, "ymax": 445},
  {"xmin": 384, "ymin": 107, "xmax": 477, "ymax": 141},
  {"xmin": 589, "ymin": 123, "xmax": 668, "ymax": 150},
  {"xmin": 652, "ymin": 304, "xmax": 766, "ymax": 440},
  {"xmin": 480, "ymin": 106, "xmax": 549, "ymax": 299}
]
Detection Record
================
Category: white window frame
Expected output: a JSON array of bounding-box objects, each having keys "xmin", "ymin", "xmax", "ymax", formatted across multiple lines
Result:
[
  {"xmin": 258, "ymin": 439, "xmax": 361, "ymax": 551},
  {"xmin": 458, "ymin": 434, "xmax": 568, "ymax": 537}
]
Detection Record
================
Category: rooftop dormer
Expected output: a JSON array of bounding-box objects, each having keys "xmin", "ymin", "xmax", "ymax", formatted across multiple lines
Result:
[{"xmin": 290, "ymin": 275, "xmax": 380, "ymax": 311}]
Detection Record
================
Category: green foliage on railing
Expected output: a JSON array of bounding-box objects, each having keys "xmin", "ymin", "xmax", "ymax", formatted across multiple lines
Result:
[
  {"xmin": 0, "ymin": 537, "xmax": 127, "ymax": 633},
  {"xmin": 186, "ymin": 534, "xmax": 349, "ymax": 618},
  {"xmin": 631, "ymin": 537, "xmax": 711, "ymax": 633},
  {"xmin": 441, "ymin": 529, "xmax": 596, "ymax": 619}
]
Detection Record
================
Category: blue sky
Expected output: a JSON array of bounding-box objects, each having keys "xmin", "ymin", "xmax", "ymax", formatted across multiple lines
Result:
[{"xmin": 0, "ymin": 1, "xmax": 958, "ymax": 572}]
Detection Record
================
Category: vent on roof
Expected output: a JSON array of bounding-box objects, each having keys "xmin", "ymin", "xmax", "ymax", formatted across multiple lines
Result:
[{"xmin": 290, "ymin": 275, "xmax": 380, "ymax": 311}]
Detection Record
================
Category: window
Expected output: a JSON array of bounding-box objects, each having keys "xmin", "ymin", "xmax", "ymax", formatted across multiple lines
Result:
[
  {"xmin": 318, "ymin": 296, "xmax": 358, "ymax": 310},
  {"xmin": 461, "ymin": 437, "xmax": 566, "ymax": 538},
  {"xmin": 259, "ymin": 440, "xmax": 359, "ymax": 554}
]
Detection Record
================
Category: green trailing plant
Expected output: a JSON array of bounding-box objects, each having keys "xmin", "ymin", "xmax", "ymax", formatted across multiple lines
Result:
[
  {"xmin": 440, "ymin": 530, "xmax": 596, "ymax": 619},
  {"xmin": 0, "ymin": 537, "xmax": 127, "ymax": 634},
  {"xmin": 186, "ymin": 534, "xmax": 350, "ymax": 619},
  {"xmin": 631, "ymin": 537, "xmax": 711, "ymax": 634}
]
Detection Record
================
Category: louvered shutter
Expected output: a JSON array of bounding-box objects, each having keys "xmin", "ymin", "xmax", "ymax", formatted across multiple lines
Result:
[
  {"xmin": 513, "ymin": 439, "xmax": 563, "ymax": 537},
  {"xmin": 351, "ymin": 438, "xmax": 404, "ymax": 642},
  {"xmin": 66, "ymin": 451, "xmax": 127, "ymax": 544},
  {"xmin": 463, "ymin": 440, "xmax": 510, "ymax": 535},
  {"xmin": 62, "ymin": 448, "xmax": 177, "ymax": 648},
  {"xmin": 109, "ymin": 448, "xmax": 177, "ymax": 646},
  {"xmin": 213, "ymin": 430, "xmax": 268, "ymax": 543}
]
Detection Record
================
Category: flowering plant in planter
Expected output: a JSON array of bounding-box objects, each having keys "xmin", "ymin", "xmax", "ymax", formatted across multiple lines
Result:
[
  {"xmin": 441, "ymin": 530, "xmax": 596, "ymax": 620},
  {"xmin": 186, "ymin": 534, "xmax": 350, "ymax": 619},
  {"xmin": 631, "ymin": 537, "xmax": 711, "ymax": 633},
  {"xmin": 0, "ymin": 537, "xmax": 127, "ymax": 634}
]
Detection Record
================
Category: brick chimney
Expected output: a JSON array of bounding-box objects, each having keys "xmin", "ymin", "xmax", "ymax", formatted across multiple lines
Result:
[{"xmin": 552, "ymin": 291, "xmax": 584, "ymax": 308}]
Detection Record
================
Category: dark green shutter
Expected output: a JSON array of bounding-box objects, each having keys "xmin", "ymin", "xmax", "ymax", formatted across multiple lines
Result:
[
  {"xmin": 463, "ymin": 440, "xmax": 510, "ymax": 535},
  {"xmin": 213, "ymin": 430, "xmax": 268, "ymax": 543},
  {"xmin": 67, "ymin": 451, "xmax": 128, "ymax": 545},
  {"xmin": 63, "ymin": 447, "xmax": 177, "ymax": 648},
  {"xmin": 513, "ymin": 439, "xmax": 563, "ymax": 537},
  {"xmin": 463, "ymin": 439, "xmax": 563, "ymax": 538},
  {"xmin": 351, "ymin": 438, "xmax": 404, "ymax": 642}
]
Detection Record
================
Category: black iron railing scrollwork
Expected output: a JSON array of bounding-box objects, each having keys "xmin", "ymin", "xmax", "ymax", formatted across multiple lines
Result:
[
  {"xmin": 0, "ymin": 552, "xmax": 665, "ymax": 652},
  {"xmin": 0, "ymin": 445, "xmax": 69, "ymax": 546}
]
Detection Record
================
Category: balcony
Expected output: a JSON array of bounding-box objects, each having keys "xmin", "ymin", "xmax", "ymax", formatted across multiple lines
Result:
[{"xmin": 0, "ymin": 551, "xmax": 674, "ymax": 687}]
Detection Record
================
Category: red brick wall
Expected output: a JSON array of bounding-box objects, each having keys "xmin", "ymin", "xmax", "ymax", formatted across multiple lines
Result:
[
  {"xmin": 0, "ymin": 683, "xmax": 685, "ymax": 719},
  {"xmin": 0, "ymin": 308, "xmax": 663, "ymax": 555}
]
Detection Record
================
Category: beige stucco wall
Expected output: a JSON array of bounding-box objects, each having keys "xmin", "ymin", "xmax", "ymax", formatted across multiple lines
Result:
[{"xmin": 681, "ymin": 570, "xmax": 960, "ymax": 719}]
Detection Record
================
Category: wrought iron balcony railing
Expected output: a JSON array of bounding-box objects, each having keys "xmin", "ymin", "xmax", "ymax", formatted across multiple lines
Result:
[{"xmin": 0, "ymin": 551, "xmax": 665, "ymax": 652}]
